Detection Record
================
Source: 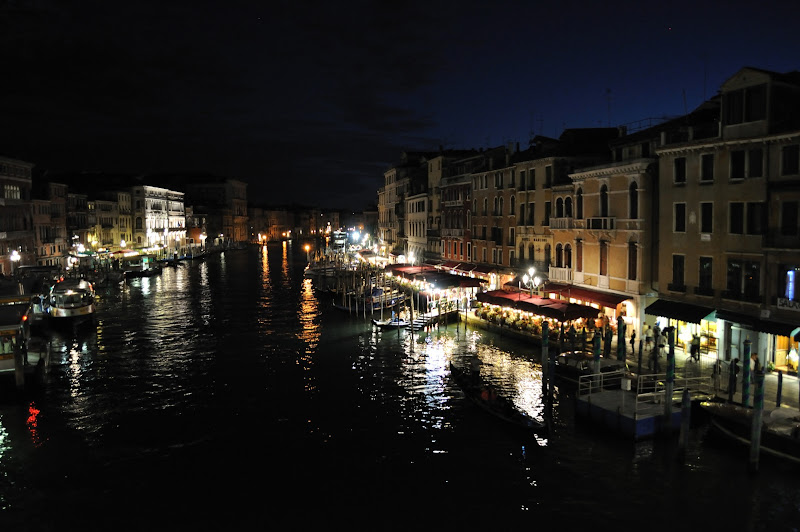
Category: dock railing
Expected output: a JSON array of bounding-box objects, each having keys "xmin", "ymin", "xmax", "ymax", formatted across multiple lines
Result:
[{"xmin": 578, "ymin": 370, "xmax": 714, "ymax": 417}]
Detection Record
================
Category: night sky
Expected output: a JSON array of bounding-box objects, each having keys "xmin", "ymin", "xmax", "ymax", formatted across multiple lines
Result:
[{"xmin": 2, "ymin": 0, "xmax": 798, "ymax": 210}]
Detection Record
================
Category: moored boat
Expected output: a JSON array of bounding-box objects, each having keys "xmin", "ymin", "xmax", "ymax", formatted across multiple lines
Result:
[
  {"xmin": 372, "ymin": 317, "xmax": 409, "ymax": 328},
  {"xmin": 48, "ymin": 278, "xmax": 96, "ymax": 324},
  {"xmin": 699, "ymin": 400, "xmax": 800, "ymax": 465}
]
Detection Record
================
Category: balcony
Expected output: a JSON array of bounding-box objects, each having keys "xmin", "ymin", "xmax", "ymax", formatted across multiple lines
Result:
[
  {"xmin": 586, "ymin": 217, "xmax": 615, "ymax": 230},
  {"xmin": 442, "ymin": 228, "xmax": 463, "ymax": 237},
  {"xmin": 549, "ymin": 217, "xmax": 573, "ymax": 230},
  {"xmin": 694, "ymin": 286, "xmax": 715, "ymax": 297},
  {"xmin": 548, "ymin": 266, "xmax": 572, "ymax": 283}
]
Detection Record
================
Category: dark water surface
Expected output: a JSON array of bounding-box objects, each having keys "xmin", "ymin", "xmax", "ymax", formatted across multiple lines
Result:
[{"xmin": 1, "ymin": 244, "xmax": 798, "ymax": 531}]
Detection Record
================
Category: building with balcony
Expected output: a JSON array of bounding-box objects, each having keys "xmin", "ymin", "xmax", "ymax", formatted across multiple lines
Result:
[
  {"xmin": 0, "ymin": 156, "xmax": 35, "ymax": 275},
  {"xmin": 31, "ymin": 181, "xmax": 67, "ymax": 267},
  {"xmin": 652, "ymin": 67, "xmax": 800, "ymax": 369},
  {"xmin": 131, "ymin": 185, "xmax": 186, "ymax": 254}
]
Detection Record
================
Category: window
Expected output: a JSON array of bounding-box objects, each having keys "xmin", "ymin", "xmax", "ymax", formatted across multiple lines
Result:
[
  {"xmin": 629, "ymin": 182, "xmax": 638, "ymax": 219},
  {"xmin": 628, "ymin": 242, "xmax": 637, "ymax": 281},
  {"xmin": 701, "ymin": 154, "xmax": 714, "ymax": 182},
  {"xmin": 564, "ymin": 244, "xmax": 572, "ymax": 269},
  {"xmin": 576, "ymin": 188, "xmax": 583, "ymax": 219},
  {"xmin": 730, "ymin": 150, "xmax": 745, "ymax": 180},
  {"xmin": 781, "ymin": 201, "xmax": 799, "ymax": 236},
  {"xmin": 528, "ymin": 168, "xmax": 535, "ymax": 189},
  {"xmin": 519, "ymin": 203, "xmax": 525, "ymax": 226},
  {"xmin": 749, "ymin": 148, "xmax": 763, "ymax": 178},
  {"xmin": 674, "ymin": 203, "xmax": 686, "ymax": 232},
  {"xmin": 700, "ymin": 202, "xmax": 713, "ymax": 233},
  {"xmin": 544, "ymin": 202, "xmax": 551, "ymax": 226},
  {"xmin": 519, "ymin": 170, "xmax": 526, "ymax": 191},
  {"xmin": 699, "ymin": 257, "xmax": 713, "ymax": 292},
  {"xmin": 576, "ymin": 240, "xmax": 583, "ymax": 272},
  {"xmin": 726, "ymin": 259, "xmax": 761, "ymax": 299},
  {"xmin": 528, "ymin": 203, "xmax": 535, "ymax": 225},
  {"xmin": 672, "ymin": 255, "xmax": 685, "ymax": 289},
  {"xmin": 724, "ymin": 84, "xmax": 767, "ymax": 125},
  {"xmin": 600, "ymin": 185, "xmax": 609, "ymax": 217},
  {"xmin": 782, "ymin": 145, "xmax": 800, "ymax": 175},
  {"xmin": 729, "ymin": 202, "xmax": 744, "ymax": 234},
  {"xmin": 545, "ymin": 166, "xmax": 552, "ymax": 187},
  {"xmin": 555, "ymin": 198, "xmax": 564, "ymax": 218},
  {"xmin": 510, "ymin": 197, "xmax": 515, "ymax": 217},
  {"xmin": 743, "ymin": 261, "xmax": 761, "ymax": 299},
  {"xmin": 556, "ymin": 243, "xmax": 563, "ymax": 267},
  {"xmin": 674, "ymin": 158, "xmax": 687, "ymax": 183},
  {"xmin": 746, "ymin": 202, "xmax": 766, "ymax": 235},
  {"xmin": 565, "ymin": 197, "xmax": 573, "ymax": 218}
]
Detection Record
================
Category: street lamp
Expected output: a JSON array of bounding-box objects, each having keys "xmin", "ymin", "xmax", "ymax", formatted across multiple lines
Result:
[
  {"xmin": 10, "ymin": 250, "xmax": 20, "ymax": 277},
  {"xmin": 522, "ymin": 267, "xmax": 541, "ymax": 297}
]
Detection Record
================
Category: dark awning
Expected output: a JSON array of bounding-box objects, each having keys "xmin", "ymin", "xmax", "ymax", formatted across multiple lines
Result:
[
  {"xmin": 543, "ymin": 283, "xmax": 630, "ymax": 308},
  {"xmin": 645, "ymin": 299, "xmax": 715, "ymax": 324},
  {"xmin": 717, "ymin": 309, "xmax": 800, "ymax": 339}
]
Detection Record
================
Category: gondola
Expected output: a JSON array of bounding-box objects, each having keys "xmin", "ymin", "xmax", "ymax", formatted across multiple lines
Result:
[
  {"xmin": 371, "ymin": 317, "xmax": 409, "ymax": 328},
  {"xmin": 449, "ymin": 362, "xmax": 546, "ymax": 433}
]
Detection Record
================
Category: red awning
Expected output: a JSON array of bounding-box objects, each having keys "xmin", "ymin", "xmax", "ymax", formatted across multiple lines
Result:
[
  {"xmin": 543, "ymin": 283, "xmax": 630, "ymax": 308},
  {"xmin": 440, "ymin": 261, "xmax": 461, "ymax": 269},
  {"xmin": 472, "ymin": 265, "xmax": 497, "ymax": 274},
  {"xmin": 455, "ymin": 262, "xmax": 477, "ymax": 274}
]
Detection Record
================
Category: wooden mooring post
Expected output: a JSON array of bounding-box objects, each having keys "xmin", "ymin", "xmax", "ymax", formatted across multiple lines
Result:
[{"xmin": 749, "ymin": 371, "xmax": 765, "ymax": 473}]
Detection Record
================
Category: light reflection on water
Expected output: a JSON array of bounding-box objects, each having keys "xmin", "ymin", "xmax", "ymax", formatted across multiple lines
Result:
[{"xmin": 0, "ymin": 247, "xmax": 797, "ymax": 529}]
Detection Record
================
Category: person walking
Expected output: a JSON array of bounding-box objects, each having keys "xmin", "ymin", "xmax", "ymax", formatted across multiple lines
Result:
[
  {"xmin": 630, "ymin": 330, "xmax": 636, "ymax": 356},
  {"xmin": 644, "ymin": 325, "xmax": 653, "ymax": 350},
  {"xmin": 690, "ymin": 333, "xmax": 701, "ymax": 362}
]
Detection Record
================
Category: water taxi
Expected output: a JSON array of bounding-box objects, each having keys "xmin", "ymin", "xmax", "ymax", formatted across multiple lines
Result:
[{"xmin": 48, "ymin": 279, "xmax": 96, "ymax": 324}]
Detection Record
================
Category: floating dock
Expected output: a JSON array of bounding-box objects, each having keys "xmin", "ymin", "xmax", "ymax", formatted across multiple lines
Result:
[{"xmin": 574, "ymin": 370, "xmax": 715, "ymax": 440}]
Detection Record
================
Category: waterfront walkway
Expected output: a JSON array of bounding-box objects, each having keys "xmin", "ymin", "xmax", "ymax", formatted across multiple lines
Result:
[{"xmin": 461, "ymin": 310, "xmax": 799, "ymax": 411}]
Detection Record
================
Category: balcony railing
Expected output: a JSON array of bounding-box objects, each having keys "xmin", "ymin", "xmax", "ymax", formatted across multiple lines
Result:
[
  {"xmin": 587, "ymin": 217, "xmax": 616, "ymax": 230},
  {"xmin": 694, "ymin": 286, "xmax": 715, "ymax": 297},
  {"xmin": 548, "ymin": 266, "xmax": 572, "ymax": 283},
  {"xmin": 549, "ymin": 217, "xmax": 573, "ymax": 230}
]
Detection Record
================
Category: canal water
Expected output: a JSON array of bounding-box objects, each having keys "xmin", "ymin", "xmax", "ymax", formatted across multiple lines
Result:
[{"xmin": 1, "ymin": 244, "xmax": 798, "ymax": 530}]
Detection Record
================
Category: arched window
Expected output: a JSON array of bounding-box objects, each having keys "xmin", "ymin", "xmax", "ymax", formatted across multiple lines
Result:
[
  {"xmin": 483, "ymin": 198, "xmax": 488, "ymax": 215},
  {"xmin": 555, "ymin": 243, "xmax": 563, "ymax": 267},
  {"xmin": 629, "ymin": 181, "xmax": 639, "ymax": 219},
  {"xmin": 544, "ymin": 243, "xmax": 552, "ymax": 269},
  {"xmin": 565, "ymin": 197, "xmax": 573, "ymax": 218},
  {"xmin": 565, "ymin": 243, "xmax": 572, "ymax": 269},
  {"xmin": 528, "ymin": 244, "xmax": 535, "ymax": 260},
  {"xmin": 576, "ymin": 239, "xmax": 583, "ymax": 272},
  {"xmin": 519, "ymin": 244, "xmax": 525, "ymax": 260},
  {"xmin": 600, "ymin": 185, "xmax": 609, "ymax": 217},
  {"xmin": 556, "ymin": 197, "xmax": 564, "ymax": 218},
  {"xmin": 499, "ymin": 197, "xmax": 504, "ymax": 216},
  {"xmin": 510, "ymin": 196, "xmax": 515, "ymax": 218},
  {"xmin": 576, "ymin": 188, "xmax": 583, "ymax": 219}
]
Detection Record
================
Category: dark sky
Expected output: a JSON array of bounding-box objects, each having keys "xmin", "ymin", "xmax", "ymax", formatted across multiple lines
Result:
[{"xmin": 2, "ymin": 0, "xmax": 798, "ymax": 211}]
